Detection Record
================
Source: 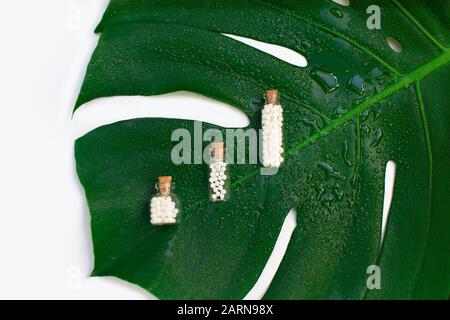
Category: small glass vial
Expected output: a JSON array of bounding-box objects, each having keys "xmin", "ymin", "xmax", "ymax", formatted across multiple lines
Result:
[
  {"xmin": 150, "ymin": 176, "xmax": 180, "ymax": 225},
  {"xmin": 262, "ymin": 89, "xmax": 284, "ymax": 168},
  {"xmin": 209, "ymin": 142, "xmax": 229, "ymax": 201}
]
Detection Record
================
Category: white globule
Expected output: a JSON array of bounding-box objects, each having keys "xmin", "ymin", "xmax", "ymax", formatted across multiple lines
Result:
[
  {"xmin": 210, "ymin": 160, "xmax": 228, "ymax": 201},
  {"xmin": 262, "ymin": 104, "xmax": 284, "ymax": 168},
  {"xmin": 150, "ymin": 196, "xmax": 178, "ymax": 225}
]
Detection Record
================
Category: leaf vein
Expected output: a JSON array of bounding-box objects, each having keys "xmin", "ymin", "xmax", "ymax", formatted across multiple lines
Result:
[
  {"xmin": 233, "ymin": 50, "xmax": 450, "ymax": 188},
  {"xmin": 411, "ymin": 80, "xmax": 433, "ymax": 294},
  {"xmin": 252, "ymin": 0, "xmax": 402, "ymax": 76},
  {"xmin": 392, "ymin": 0, "xmax": 446, "ymax": 51}
]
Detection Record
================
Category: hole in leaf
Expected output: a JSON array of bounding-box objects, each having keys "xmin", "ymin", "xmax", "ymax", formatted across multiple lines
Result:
[
  {"xmin": 331, "ymin": 0, "xmax": 350, "ymax": 6},
  {"xmin": 72, "ymin": 92, "xmax": 250, "ymax": 139},
  {"xmin": 387, "ymin": 37, "xmax": 403, "ymax": 53},
  {"xmin": 223, "ymin": 34, "xmax": 308, "ymax": 68},
  {"xmin": 244, "ymin": 209, "xmax": 297, "ymax": 300},
  {"xmin": 381, "ymin": 160, "xmax": 396, "ymax": 247}
]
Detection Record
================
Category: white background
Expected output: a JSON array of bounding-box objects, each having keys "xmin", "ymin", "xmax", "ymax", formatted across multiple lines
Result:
[
  {"xmin": 0, "ymin": 0, "xmax": 394, "ymax": 300},
  {"xmin": 0, "ymin": 0, "xmax": 302, "ymax": 300}
]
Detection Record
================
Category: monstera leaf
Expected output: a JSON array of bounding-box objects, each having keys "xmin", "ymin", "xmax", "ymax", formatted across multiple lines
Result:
[{"xmin": 74, "ymin": 0, "xmax": 450, "ymax": 299}]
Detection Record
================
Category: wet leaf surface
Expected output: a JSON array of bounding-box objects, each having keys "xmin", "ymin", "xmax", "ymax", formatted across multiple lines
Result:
[{"xmin": 75, "ymin": 0, "xmax": 450, "ymax": 299}]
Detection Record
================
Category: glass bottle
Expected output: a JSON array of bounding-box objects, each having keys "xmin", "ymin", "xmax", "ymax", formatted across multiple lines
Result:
[
  {"xmin": 150, "ymin": 176, "xmax": 180, "ymax": 225},
  {"xmin": 209, "ymin": 142, "xmax": 229, "ymax": 201},
  {"xmin": 262, "ymin": 89, "xmax": 284, "ymax": 168}
]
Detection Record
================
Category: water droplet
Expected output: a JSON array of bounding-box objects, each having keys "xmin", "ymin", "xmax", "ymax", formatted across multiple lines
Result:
[
  {"xmin": 373, "ymin": 107, "xmax": 382, "ymax": 120},
  {"xmin": 347, "ymin": 198, "xmax": 355, "ymax": 208},
  {"xmin": 301, "ymin": 118, "xmax": 321, "ymax": 133},
  {"xmin": 320, "ymin": 193, "xmax": 334, "ymax": 202},
  {"xmin": 342, "ymin": 141, "xmax": 353, "ymax": 167},
  {"xmin": 332, "ymin": 105, "xmax": 348, "ymax": 118},
  {"xmin": 315, "ymin": 184, "xmax": 325, "ymax": 198},
  {"xmin": 333, "ymin": 183, "xmax": 344, "ymax": 200},
  {"xmin": 361, "ymin": 109, "xmax": 370, "ymax": 121},
  {"xmin": 361, "ymin": 124, "xmax": 371, "ymax": 136},
  {"xmin": 352, "ymin": 95, "xmax": 371, "ymax": 107},
  {"xmin": 350, "ymin": 173, "xmax": 358, "ymax": 188},
  {"xmin": 311, "ymin": 68, "xmax": 339, "ymax": 93},
  {"xmin": 370, "ymin": 67, "xmax": 384, "ymax": 79},
  {"xmin": 330, "ymin": 7, "xmax": 344, "ymax": 18},
  {"xmin": 348, "ymin": 74, "xmax": 366, "ymax": 95},
  {"xmin": 370, "ymin": 128, "xmax": 384, "ymax": 147},
  {"xmin": 318, "ymin": 162, "xmax": 346, "ymax": 180}
]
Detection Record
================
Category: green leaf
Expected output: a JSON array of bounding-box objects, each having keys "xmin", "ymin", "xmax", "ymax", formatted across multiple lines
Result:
[{"xmin": 75, "ymin": 0, "xmax": 450, "ymax": 299}]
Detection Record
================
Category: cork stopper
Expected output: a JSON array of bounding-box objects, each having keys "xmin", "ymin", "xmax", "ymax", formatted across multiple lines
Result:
[
  {"xmin": 158, "ymin": 176, "xmax": 172, "ymax": 195},
  {"xmin": 211, "ymin": 142, "xmax": 225, "ymax": 160},
  {"xmin": 266, "ymin": 89, "xmax": 279, "ymax": 105}
]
